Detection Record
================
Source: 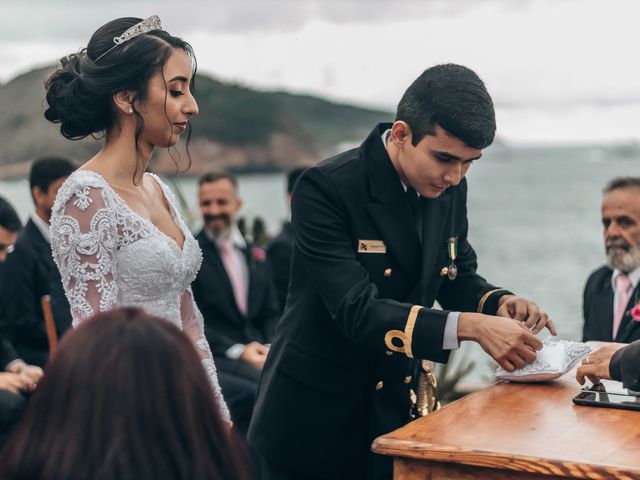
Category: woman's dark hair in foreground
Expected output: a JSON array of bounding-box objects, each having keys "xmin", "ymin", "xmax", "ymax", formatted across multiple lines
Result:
[
  {"xmin": 44, "ymin": 17, "xmax": 196, "ymax": 176},
  {"xmin": 396, "ymin": 63, "xmax": 496, "ymax": 149},
  {"xmin": 0, "ymin": 307, "xmax": 251, "ymax": 480}
]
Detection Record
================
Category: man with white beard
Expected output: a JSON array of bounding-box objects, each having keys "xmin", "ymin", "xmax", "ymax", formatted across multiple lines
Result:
[{"xmin": 583, "ymin": 177, "xmax": 640, "ymax": 343}]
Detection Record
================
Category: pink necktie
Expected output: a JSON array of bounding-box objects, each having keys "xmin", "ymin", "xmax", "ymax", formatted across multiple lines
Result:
[
  {"xmin": 219, "ymin": 238, "xmax": 248, "ymax": 316},
  {"xmin": 613, "ymin": 274, "xmax": 633, "ymax": 339}
]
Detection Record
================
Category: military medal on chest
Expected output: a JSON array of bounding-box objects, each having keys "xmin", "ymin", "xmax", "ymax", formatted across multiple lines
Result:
[{"xmin": 440, "ymin": 237, "xmax": 458, "ymax": 281}]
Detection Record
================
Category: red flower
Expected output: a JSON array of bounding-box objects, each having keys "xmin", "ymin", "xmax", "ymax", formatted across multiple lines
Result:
[
  {"xmin": 251, "ymin": 246, "xmax": 266, "ymax": 263},
  {"xmin": 631, "ymin": 303, "xmax": 640, "ymax": 322}
]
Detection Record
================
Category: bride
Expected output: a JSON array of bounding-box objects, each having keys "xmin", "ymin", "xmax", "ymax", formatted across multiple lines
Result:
[{"xmin": 46, "ymin": 16, "xmax": 230, "ymax": 421}]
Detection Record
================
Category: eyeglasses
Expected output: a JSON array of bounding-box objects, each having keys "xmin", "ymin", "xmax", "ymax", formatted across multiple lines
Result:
[{"xmin": 0, "ymin": 243, "xmax": 15, "ymax": 254}]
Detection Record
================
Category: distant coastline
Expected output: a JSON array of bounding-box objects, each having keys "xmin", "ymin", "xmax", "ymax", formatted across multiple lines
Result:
[
  {"xmin": 0, "ymin": 159, "xmax": 289, "ymax": 181},
  {"xmin": 0, "ymin": 65, "xmax": 388, "ymax": 180}
]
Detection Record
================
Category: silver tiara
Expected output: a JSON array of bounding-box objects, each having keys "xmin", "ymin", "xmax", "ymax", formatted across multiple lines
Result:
[{"xmin": 94, "ymin": 15, "xmax": 163, "ymax": 62}]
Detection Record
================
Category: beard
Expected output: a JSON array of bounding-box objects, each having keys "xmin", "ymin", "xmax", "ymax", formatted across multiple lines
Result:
[
  {"xmin": 203, "ymin": 213, "xmax": 232, "ymax": 239},
  {"xmin": 606, "ymin": 238, "xmax": 640, "ymax": 273}
]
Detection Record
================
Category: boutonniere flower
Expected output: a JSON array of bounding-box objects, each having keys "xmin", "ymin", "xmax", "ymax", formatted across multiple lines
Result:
[
  {"xmin": 631, "ymin": 302, "xmax": 640, "ymax": 322},
  {"xmin": 251, "ymin": 246, "xmax": 266, "ymax": 263}
]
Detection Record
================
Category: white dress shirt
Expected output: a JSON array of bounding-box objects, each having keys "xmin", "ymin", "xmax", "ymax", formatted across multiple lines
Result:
[
  {"xmin": 206, "ymin": 224, "xmax": 251, "ymax": 359},
  {"xmin": 32, "ymin": 212, "xmax": 51, "ymax": 244}
]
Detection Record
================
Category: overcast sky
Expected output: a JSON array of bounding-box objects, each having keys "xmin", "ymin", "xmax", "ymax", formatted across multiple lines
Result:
[{"xmin": 3, "ymin": 0, "xmax": 640, "ymax": 144}]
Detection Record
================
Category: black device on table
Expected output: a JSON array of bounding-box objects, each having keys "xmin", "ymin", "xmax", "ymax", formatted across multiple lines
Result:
[{"xmin": 573, "ymin": 383, "xmax": 640, "ymax": 412}]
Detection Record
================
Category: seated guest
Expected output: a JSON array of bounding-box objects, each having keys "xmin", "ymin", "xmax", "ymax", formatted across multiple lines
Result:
[
  {"xmin": 192, "ymin": 173, "xmax": 279, "ymax": 436},
  {"xmin": 0, "ymin": 307, "xmax": 252, "ymax": 480},
  {"xmin": 267, "ymin": 167, "xmax": 306, "ymax": 313},
  {"xmin": 583, "ymin": 177, "xmax": 640, "ymax": 343},
  {"xmin": 0, "ymin": 197, "xmax": 20, "ymax": 265},
  {"xmin": 0, "ymin": 331, "xmax": 36, "ymax": 449},
  {"xmin": 576, "ymin": 341, "xmax": 640, "ymax": 390},
  {"xmin": 192, "ymin": 172, "xmax": 279, "ymax": 383},
  {"xmin": 0, "ymin": 157, "xmax": 75, "ymax": 366},
  {"xmin": 0, "ymin": 197, "xmax": 43, "ymax": 448}
]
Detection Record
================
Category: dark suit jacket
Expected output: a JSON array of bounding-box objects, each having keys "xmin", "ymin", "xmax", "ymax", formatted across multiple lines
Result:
[
  {"xmin": 0, "ymin": 285, "xmax": 18, "ymax": 370},
  {"xmin": 266, "ymin": 221, "xmax": 294, "ymax": 313},
  {"xmin": 248, "ymin": 124, "xmax": 511, "ymax": 480},
  {"xmin": 610, "ymin": 340, "xmax": 640, "ymax": 390},
  {"xmin": 0, "ymin": 219, "xmax": 72, "ymax": 366},
  {"xmin": 0, "ymin": 338, "xmax": 17, "ymax": 371},
  {"xmin": 583, "ymin": 265, "xmax": 640, "ymax": 343},
  {"xmin": 192, "ymin": 230, "xmax": 280, "ymax": 357}
]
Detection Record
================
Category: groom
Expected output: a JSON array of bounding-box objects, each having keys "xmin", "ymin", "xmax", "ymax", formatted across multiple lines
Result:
[{"xmin": 248, "ymin": 64, "xmax": 555, "ymax": 480}]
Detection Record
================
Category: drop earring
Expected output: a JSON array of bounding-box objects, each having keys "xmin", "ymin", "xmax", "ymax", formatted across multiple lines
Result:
[{"xmin": 128, "ymin": 106, "xmax": 133, "ymax": 114}]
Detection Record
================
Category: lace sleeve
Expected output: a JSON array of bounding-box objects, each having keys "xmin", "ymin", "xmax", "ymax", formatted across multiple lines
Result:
[
  {"xmin": 50, "ymin": 181, "xmax": 119, "ymax": 327},
  {"xmin": 180, "ymin": 287, "xmax": 232, "ymax": 424}
]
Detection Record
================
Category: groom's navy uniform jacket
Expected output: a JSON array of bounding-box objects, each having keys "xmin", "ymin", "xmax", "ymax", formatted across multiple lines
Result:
[{"xmin": 248, "ymin": 124, "xmax": 511, "ymax": 479}]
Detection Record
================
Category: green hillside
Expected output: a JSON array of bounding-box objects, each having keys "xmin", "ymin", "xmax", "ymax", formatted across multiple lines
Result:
[{"xmin": 0, "ymin": 65, "xmax": 390, "ymax": 177}]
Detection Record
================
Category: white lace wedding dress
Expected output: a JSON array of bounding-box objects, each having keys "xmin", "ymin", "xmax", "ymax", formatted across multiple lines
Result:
[{"xmin": 50, "ymin": 170, "xmax": 230, "ymax": 422}]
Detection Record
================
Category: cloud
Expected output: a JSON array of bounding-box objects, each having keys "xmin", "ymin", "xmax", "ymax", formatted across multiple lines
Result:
[
  {"xmin": 0, "ymin": 0, "xmax": 536, "ymax": 42},
  {"xmin": 3, "ymin": 0, "xmax": 640, "ymax": 143}
]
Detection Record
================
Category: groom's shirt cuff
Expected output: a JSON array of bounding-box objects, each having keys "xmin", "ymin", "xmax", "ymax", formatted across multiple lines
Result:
[{"xmin": 443, "ymin": 311, "xmax": 461, "ymax": 350}]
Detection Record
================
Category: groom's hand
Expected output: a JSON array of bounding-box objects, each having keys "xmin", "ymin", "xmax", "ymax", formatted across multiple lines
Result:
[
  {"xmin": 458, "ymin": 312, "xmax": 543, "ymax": 372},
  {"xmin": 497, "ymin": 295, "xmax": 557, "ymax": 336}
]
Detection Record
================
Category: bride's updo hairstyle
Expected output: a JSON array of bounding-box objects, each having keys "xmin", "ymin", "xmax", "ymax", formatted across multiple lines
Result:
[{"xmin": 44, "ymin": 17, "xmax": 196, "ymax": 166}]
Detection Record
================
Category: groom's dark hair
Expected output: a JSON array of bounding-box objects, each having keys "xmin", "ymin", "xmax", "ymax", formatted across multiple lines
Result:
[{"xmin": 396, "ymin": 64, "xmax": 496, "ymax": 149}]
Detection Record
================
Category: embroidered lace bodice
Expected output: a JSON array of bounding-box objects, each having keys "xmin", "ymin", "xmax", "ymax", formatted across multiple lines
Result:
[{"xmin": 50, "ymin": 170, "xmax": 230, "ymax": 422}]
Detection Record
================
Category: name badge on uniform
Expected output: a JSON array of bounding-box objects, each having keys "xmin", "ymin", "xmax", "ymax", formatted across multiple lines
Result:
[{"xmin": 358, "ymin": 239, "xmax": 387, "ymax": 254}]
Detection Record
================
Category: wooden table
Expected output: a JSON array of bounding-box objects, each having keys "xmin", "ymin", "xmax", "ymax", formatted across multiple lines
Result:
[{"xmin": 372, "ymin": 370, "xmax": 640, "ymax": 479}]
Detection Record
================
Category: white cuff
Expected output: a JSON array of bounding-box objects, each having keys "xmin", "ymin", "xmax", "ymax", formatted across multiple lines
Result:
[
  {"xmin": 442, "ymin": 312, "xmax": 460, "ymax": 350},
  {"xmin": 5, "ymin": 359, "xmax": 25, "ymax": 373},
  {"xmin": 226, "ymin": 343, "xmax": 246, "ymax": 359}
]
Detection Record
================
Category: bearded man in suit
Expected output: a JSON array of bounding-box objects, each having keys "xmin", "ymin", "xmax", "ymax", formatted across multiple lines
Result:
[
  {"xmin": 583, "ymin": 177, "xmax": 640, "ymax": 344},
  {"xmin": 248, "ymin": 64, "xmax": 556, "ymax": 480},
  {"xmin": 192, "ymin": 172, "xmax": 279, "ymax": 434}
]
